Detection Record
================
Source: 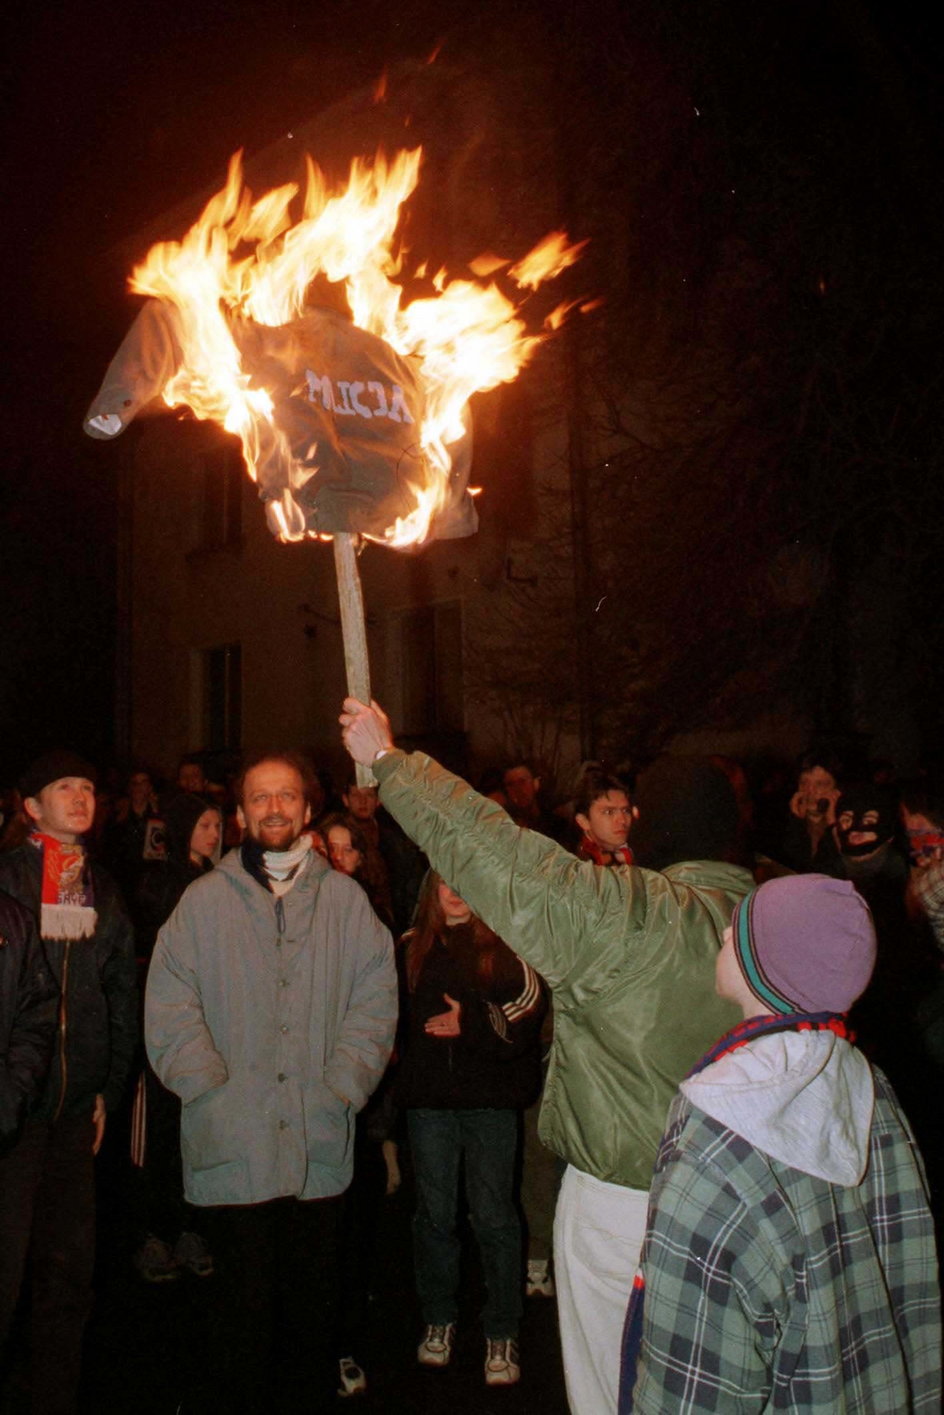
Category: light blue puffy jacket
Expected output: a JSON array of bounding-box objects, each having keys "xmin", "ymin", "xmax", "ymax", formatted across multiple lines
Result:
[{"xmin": 145, "ymin": 846, "xmax": 396, "ymax": 1205}]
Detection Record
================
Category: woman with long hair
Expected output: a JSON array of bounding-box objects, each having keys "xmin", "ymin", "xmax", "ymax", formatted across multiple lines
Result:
[
  {"xmin": 399, "ymin": 870, "xmax": 546, "ymax": 1388},
  {"xmin": 321, "ymin": 812, "xmax": 394, "ymax": 930}
]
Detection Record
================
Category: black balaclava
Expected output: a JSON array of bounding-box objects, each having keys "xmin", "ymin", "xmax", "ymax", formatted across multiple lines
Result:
[
  {"xmin": 631, "ymin": 756, "xmax": 741, "ymax": 871},
  {"xmin": 835, "ymin": 783, "xmax": 896, "ymax": 858}
]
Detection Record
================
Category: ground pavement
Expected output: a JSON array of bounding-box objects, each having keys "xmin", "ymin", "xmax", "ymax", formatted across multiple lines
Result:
[{"xmin": 2, "ymin": 1140, "xmax": 569, "ymax": 1414}]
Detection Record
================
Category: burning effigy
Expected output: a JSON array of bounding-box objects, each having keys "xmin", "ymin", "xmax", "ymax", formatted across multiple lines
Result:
[
  {"xmin": 85, "ymin": 144, "xmax": 585, "ymax": 777},
  {"xmin": 85, "ymin": 147, "xmax": 583, "ymax": 546}
]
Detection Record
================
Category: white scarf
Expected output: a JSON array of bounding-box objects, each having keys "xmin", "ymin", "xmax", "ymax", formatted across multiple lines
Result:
[{"xmin": 263, "ymin": 835, "xmax": 312, "ymax": 886}]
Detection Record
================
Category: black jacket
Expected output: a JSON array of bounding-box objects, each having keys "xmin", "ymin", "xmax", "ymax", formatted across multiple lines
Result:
[
  {"xmin": 397, "ymin": 922, "xmax": 546, "ymax": 1111},
  {"xmin": 0, "ymin": 889, "xmax": 58, "ymax": 1149},
  {"xmin": 133, "ymin": 791, "xmax": 217, "ymax": 957},
  {"xmin": 0, "ymin": 843, "xmax": 138, "ymax": 1119}
]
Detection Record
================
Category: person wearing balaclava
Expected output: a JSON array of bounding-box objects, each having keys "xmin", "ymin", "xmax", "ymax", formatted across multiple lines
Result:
[
  {"xmin": 621, "ymin": 874, "xmax": 940, "ymax": 1413},
  {"xmin": 829, "ymin": 785, "xmax": 919, "ymax": 1034},
  {"xmin": 830, "ymin": 781, "xmax": 910, "ymax": 974},
  {"xmin": 832, "ymin": 782, "xmax": 907, "ymax": 888},
  {"xmin": 340, "ymin": 698, "xmax": 754, "ymax": 1415}
]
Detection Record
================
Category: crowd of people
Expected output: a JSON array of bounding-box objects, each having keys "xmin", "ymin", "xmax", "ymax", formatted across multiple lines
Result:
[{"xmin": 0, "ymin": 715, "xmax": 941, "ymax": 1412}]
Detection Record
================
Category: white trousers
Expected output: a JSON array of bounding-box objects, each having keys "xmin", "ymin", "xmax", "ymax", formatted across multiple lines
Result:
[{"xmin": 553, "ymin": 1164, "xmax": 650, "ymax": 1415}]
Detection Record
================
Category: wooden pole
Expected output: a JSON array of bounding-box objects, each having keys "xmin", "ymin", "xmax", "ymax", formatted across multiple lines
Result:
[{"xmin": 333, "ymin": 532, "xmax": 376, "ymax": 788}]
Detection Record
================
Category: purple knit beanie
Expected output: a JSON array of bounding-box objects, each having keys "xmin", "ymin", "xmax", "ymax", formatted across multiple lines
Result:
[{"xmin": 731, "ymin": 874, "xmax": 876, "ymax": 1015}]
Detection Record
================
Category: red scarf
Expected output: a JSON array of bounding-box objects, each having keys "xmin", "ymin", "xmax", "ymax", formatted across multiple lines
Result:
[
  {"xmin": 29, "ymin": 832, "xmax": 97, "ymax": 940},
  {"xmin": 578, "ymin": 836, "xmax": 634, "ymax": 868}
]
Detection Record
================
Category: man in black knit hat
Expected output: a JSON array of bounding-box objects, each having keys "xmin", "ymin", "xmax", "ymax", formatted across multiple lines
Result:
[{"xmin": 0, "ymin": 750, "xmax": 137, "ymax": 1415}]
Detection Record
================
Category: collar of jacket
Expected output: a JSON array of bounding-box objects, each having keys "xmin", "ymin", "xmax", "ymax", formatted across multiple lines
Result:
[
  {"xmin": 240, "ymin": 837, "xmax": 272, "ymax": 892},
  {"xmin": 220, "ymin": 842, "xmax": 329, "ymax": 899},
  {"xmin": 660, "ymin": 860, "xmax": 755, "ymax": 889}
]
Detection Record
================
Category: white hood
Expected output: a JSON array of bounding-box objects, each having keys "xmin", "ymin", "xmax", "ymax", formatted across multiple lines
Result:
[{"xmin": 680, "ymin": 1029, "xmax": 875, "ymax": 1186}]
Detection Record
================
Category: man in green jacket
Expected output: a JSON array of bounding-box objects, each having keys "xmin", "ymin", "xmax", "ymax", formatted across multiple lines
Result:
[{"xmin": 340, "ymin": 699, "xmax": 752, "ymax": 1415}]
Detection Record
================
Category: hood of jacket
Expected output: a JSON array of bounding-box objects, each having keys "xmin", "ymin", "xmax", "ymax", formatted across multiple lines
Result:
[
  {"xmin": 680, "ymin": 1028, "xmax": 875, "ymax": 1186},
  {"xmin": 161, "ymin": 791, "xmax": 218, "ymax": 868}
]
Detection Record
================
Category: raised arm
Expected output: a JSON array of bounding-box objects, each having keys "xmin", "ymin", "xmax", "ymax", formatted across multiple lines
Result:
[
  {"xmin": 340, "ymin": 698, "xmax": 650, "ymax": 1004},
  {"xmin": 83, "ymin": 300, "xmax": 182, "ymax": 440}
]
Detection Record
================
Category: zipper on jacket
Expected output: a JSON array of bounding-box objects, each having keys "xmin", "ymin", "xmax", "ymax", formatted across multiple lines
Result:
[
  {"xmin": 53, "ymin": 939, "xmax": 72, "ymax": 1122},
  {"xmin": 275, "ymin": 896, "xmax": 285, "ymax": 938}
]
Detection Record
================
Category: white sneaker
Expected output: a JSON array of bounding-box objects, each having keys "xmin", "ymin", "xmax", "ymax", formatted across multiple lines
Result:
[
  {"xmin": 337, "ymin": 1356, "xmax": 367, "ymax": 1397},
  {"xmin": 484, "ymin": 1337, "xmax": 520, "ymax": 1386},
  {"xmin": 526, "ymin": 1258, "xmax": 555, "ymax": 1298},
  {"xmin": 417, "ymin": 1322, "xmax": 456, "ymax": 1367}
]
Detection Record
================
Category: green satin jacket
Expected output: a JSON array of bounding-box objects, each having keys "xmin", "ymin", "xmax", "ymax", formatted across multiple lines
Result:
[{"xmin": 375, "ymin": 749, "xmax": 750, "ymax": 1190}]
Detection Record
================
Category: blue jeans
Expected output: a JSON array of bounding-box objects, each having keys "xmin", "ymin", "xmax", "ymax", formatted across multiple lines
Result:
[{"xmin": 408, "ymin": 1108, "xmax": 522, "ymax": 1338}]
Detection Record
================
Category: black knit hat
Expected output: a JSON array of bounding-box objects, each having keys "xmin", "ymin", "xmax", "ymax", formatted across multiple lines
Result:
[
  {"xmin": 19, "ymin": 750, "xmax": 97, "ymax": 801},
  {"xmin": 631, "ymin": 756, "xmax": 740, "ymax": 870}
]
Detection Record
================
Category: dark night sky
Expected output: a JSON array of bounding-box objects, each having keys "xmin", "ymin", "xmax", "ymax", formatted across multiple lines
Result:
[
  {"xmin": 1, "ymin": 0, "xmax": 941, "ymax": 777},
  {"xmin": 0, "ymin": 0, "xmax": 476, "ymax": 775}
]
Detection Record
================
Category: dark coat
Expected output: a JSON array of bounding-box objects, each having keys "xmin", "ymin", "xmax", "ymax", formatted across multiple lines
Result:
[
  {"xmin": 133, "ymin": 792, "xmax": 217, "ymax": 957},
  {"xmin": 397, "ymin": 921, "xmax": 546, "ymax": 1111},
  {"xmin": 0, "ymin": 844, "xmax": 138, "ymax": 1119},
  {"xmin": 0, "ymin": 889, "xmax": 58, "ymax": 1149}
]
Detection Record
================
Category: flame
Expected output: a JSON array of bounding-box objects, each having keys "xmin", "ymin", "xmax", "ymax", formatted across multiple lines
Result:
[
  {"xmin": 131, "ymin": 147, "xmax": 584, "ymax": 546},
  {"xmin": 509, "ymin": 231, "xmax": 588, "ymax": 291}
]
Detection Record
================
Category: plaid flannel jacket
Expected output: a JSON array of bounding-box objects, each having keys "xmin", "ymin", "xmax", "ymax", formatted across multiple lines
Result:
[{"xmin": 623, "ymin": 1068, "xmax": 940, "ymax": 1413}]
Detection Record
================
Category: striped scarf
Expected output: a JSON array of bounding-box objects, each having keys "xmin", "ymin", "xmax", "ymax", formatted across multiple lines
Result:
[
  {"xmin": 688, "ymin": 1011, "xmax": 852, "ymax": 1078},
  {"xmin": 578, "ymin": 836, "xmax": 634, "ymax": 867},
  {"xmin": 29, "ymin": 831, "xmax": 97, "ymax": 940}
]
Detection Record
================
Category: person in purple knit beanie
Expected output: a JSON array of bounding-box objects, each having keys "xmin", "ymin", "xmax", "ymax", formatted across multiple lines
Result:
[
  {"xmin": 729, "ymin": 873, "xmax": 875, "ymax": 1015},
  {"xmin": 622, "ymin": 873, "xmax": 941, "ymax": 1414}
]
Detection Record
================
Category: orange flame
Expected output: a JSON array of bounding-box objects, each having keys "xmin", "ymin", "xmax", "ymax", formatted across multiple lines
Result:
[
  {"xmin": 131, "ymin": 147, "xmax": 584, "ymax": 546},
  {"xmin": 509, "ymin": 231, "xmax": 588, "ymax": 291}
]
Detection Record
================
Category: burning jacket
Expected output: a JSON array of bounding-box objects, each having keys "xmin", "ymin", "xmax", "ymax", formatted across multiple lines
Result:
[
  {"xmin": 83, "ymin": 300, "xmax": 476, "ymax": 543},
  {"xmin": 0, "ymin": 847, "xmax": 138, "ymax": 1120},
  {"xmin": 373, "ymin": 749, "xmax": 749, "ymax": 1190},
  {"xmin": 397, "ymin": 921, "xmax": 546, "ymax": 1111},
  {"xmin": 145, "ymin": 845, "xmax": 397, "ymax": 1205},
  {"xmin": 0, "ymin": 889, "xmax": 58, "ymax": 1149}
]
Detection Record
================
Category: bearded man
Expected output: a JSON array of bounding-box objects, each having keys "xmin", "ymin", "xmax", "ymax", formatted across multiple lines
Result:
[{"xmin": 145, "ymin": 751, "xmax": 397, "ymax": 1413}]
